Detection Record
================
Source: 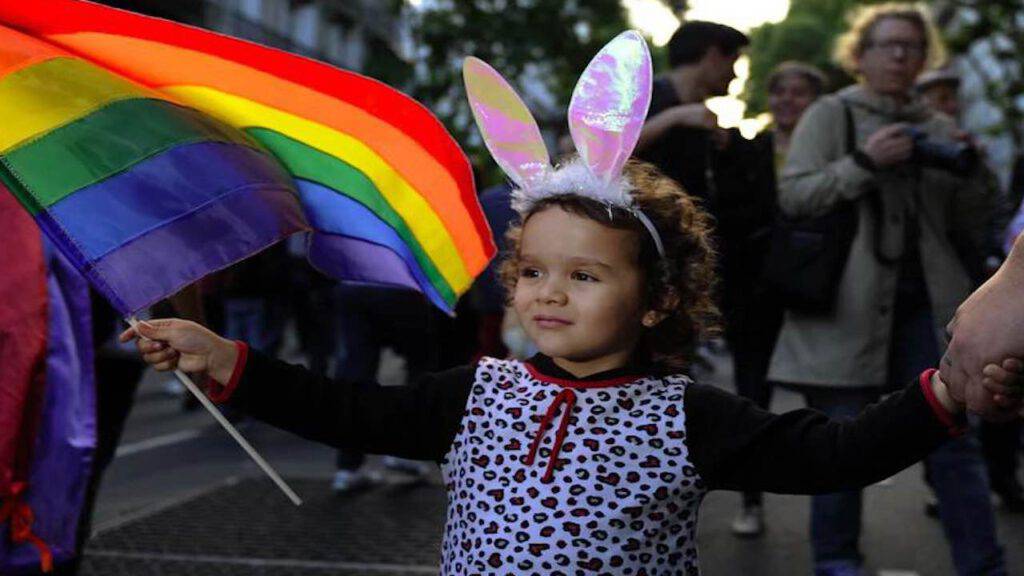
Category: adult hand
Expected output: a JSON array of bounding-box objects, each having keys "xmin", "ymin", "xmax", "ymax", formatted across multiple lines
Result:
[
  {"xmin": 119, "ymin": 318, "xmax": 239, "ymax": 384},
  {"xmin": 944, "ymin": 240, "xmax": 1024, "ymax": 419},
  {"xmin": 862, "ymin": 123, "xmax": 914, "ymax": 168},
  {"xmin": 669, "ymin": 103, "xmax": 718, "ymax": 131},
  {"xmin": 952, "ymin": 129, "xmax": 986, "ymax": 156}
]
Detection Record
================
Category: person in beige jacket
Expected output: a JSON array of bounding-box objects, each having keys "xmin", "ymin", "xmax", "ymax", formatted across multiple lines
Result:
[{"xmin": 766, "ymin": 5, "xmax": 1006, "ymax": 576}]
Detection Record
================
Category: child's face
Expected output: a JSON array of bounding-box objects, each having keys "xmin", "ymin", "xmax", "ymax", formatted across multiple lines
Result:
[{"xmin": 513, "ymin": 206, "xmax": 647, "ymax": 376}]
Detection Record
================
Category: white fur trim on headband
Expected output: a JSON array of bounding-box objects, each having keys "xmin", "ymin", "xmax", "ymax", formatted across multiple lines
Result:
[
  {"xmin": 512, "ymin": 158, "xmax": 666, "ymax": 258},
  {"xmin": 509, "ymin": 158, "xmax": 633, "ymax": 214}
]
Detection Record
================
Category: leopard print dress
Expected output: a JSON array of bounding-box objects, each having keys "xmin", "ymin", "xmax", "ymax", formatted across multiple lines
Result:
[{"xmin": 440, "ymin": 357, "xmax": 706, "ymax": 575}]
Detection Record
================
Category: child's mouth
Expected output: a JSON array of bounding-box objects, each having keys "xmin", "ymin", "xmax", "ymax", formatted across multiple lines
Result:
[{"xmin": 533, "ymin": 315, "xmax": 573, "ymax": 328}]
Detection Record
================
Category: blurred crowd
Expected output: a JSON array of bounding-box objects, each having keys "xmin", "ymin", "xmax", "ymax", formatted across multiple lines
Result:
[{"xmin": 628, "ymin": 8, "xmax": 1021, "ymax": 576}]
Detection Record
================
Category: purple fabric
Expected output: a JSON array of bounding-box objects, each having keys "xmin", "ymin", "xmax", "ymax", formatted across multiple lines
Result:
[
  {"xmin": 297, "ymin": 179, "xmax": 450, "ymax": 313},
  {"xmin": 48, "ymin": 141, "xmax": 296, "ymax": 261},
  {"xmin": 0, "ymin": 242, "xmax": 95, "ymax": 573},
  {"xmin": 76, "ymin": 185, "xmax": 308, "ymax": 315},
  {"xmin": 308, "ymin": 234, "xmax": 421, "ymax": 293}
]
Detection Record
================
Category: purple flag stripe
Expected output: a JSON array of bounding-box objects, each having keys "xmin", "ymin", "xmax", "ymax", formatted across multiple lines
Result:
[
  {"xmin": 42, "ymin": 184, "xmax": 308, "ymax": 314},
  {"xmin": 46, "ymin": 141, "xmax": 297, "ymax": 261},
  {"xmin": 297, "ymin": 179, "xmax": 452, "ymax": 313},
  {"xmin": 308, "ymin": 234, "xmax": 422, "ymax": 293}
]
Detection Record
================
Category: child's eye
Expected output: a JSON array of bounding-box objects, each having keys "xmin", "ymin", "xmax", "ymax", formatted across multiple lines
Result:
[
  {"xmin": 519, "ymin": 267, "xmax": 541, "ymax": 279},
  {"xmin": 571, "ymin": 271, "xmax": 598, "ymax": 282}
]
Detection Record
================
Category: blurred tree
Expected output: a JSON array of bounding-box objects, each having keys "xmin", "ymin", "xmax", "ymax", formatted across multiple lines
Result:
[
  {"xmin": 410, "ymin": 0, "xmax": 640, "ymax": 184},
  {"xmin": 742, "ymin": 0, "xmax": 884, "ymax": 115},
  {"xmin": 937, "ymin": 0, "xmax": 1024, "ymax": 157}
]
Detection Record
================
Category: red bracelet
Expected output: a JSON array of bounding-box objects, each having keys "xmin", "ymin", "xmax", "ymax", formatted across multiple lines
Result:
[
  {"xmin": 919, "ymin": 369, "xmax": 967, "ymax": 437},
  {"xmin": 206, "ymin": 341, "xmax": 249, "ymax": 403}
]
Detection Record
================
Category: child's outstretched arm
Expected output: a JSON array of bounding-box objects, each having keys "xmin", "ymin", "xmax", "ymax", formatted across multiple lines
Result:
[
  {"xmin": 120, "ymin": 319, "xmax": 475, "ymax": 462},
  {"xmin": 685, "ymin": 369, "xmax": 1009, "ymax": 496}
]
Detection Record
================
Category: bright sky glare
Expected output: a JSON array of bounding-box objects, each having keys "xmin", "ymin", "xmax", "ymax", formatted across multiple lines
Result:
[{"xmin": 625, "ymin": 0, "xmax": 791, "ymax": 137}]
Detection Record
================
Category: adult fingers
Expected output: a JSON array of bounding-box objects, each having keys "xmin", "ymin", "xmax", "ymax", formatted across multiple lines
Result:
[
  {"xmin": 983, "ymin": 363, "xmax": 1012, "ymax": 382},
  {"xmin": 982, "ymin": 377, "xmax": 1022, "ymax": 397},
  {"xmin": 1002, "ymin": 358, "xmax": 1024, "ymax": 373},
  {"xmin": 965, "ymin": 371, "xmax": 1002, "ymax": 413}
]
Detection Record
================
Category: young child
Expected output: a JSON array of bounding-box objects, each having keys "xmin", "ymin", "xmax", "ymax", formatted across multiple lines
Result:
[{"xmin": 122, "ymin": 32, "xmax": 1022, "ymax": 576}]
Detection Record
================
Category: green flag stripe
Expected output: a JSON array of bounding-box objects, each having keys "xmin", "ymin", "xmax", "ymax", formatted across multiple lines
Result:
[
  {"xmin": 2, "ymin": 97, "xmax": 257, "ymax": 212},
  {"xmin": 246, "ymin": 127, "xmax": 456, "ymax": 305}
]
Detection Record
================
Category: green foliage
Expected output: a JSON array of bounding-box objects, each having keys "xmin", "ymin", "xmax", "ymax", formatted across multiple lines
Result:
[
  {"xmin": 362, "ymin": 35, "xmax": 415, "ymax": 89},
  {"xmin": 411, "ymin": 0, "xmax": 633, "ymax": 185},
  {"xmin": 940, "ymin": 0, "xmax": 1024, "ymax": 149},
  {"xmin": 743, "ymin": 0, "xmax": 889, "ymax": 115}
]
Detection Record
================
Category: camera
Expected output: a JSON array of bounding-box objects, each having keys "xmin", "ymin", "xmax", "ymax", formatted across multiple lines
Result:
[{"xmin": 904, "ymin": 127, "xmax": 979, "ymax": 176}]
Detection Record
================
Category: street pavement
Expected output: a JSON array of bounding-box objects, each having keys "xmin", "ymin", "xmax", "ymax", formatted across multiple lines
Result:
[{"xmin": 82, "ymin": 345, "xmax": 1023, "ymax": 575}]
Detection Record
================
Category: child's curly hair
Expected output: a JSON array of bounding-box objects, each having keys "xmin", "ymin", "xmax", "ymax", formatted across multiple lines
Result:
[{"xmin": 499, "ymin": 159, "xmax": 720, "ymax": 371}]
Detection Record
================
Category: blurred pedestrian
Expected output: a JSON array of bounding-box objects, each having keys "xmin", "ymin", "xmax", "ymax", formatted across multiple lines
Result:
[
  {"xmin": 219, "ymin": 243, "xmax": 291, "ymax": 356},
  {"xmin": 730, "ymin": 61, "xmax": 829, "ymax": 538},
  {"xmin": 636, "ymin": 20, "xmax": 749, "ymax": 205},
  {"xmin": 283, "ymin": 234, "xmax": 336, "ymax": 375},
  {"xmin": 330, "ymin": 286, "xmax": 442, "ymax": 493},
  {"xmin": 468, "ymin": 182, "xmax": 515, "ymax": 360},
  {"xmin": 636, "ymin": 21, "xmax": 777, "ymax": 377},
  {"xmin": 768, "ymin": 5, "xmax": 1006, "ymax": 575},
  {"xmin": 915, "ymin": 67, "xmax": 960, "ymax": 119}
]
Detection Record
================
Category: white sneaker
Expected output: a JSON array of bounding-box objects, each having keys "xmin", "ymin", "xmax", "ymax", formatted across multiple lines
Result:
[
  {"xmin": 331, "ymin": 469, "xmax": 376, "ymax": 494},
  {"xmin": 730, "ymin": 505, "xmax": 765, "ymax": 538},
  {"xmin": 382, "ymin": 456, "xmax": 432, "ymax": 479},
  {"xmin": 162, "ymin": 379, "xmax": 185, "ymax": 396}
]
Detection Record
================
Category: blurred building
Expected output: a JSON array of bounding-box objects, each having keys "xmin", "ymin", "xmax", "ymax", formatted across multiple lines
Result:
[{"xmin": 97, "ymin": 0, "xmax": 413, "ymax": 87}]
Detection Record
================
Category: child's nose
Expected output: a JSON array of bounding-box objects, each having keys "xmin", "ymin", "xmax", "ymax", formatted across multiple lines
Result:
[{"xmin": 539, "ymin": 278, "xmax": 568, "ymax": 304}]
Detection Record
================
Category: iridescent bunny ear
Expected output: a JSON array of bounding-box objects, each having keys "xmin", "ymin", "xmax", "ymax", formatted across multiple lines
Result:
[
  {"xmin": 463, "ymin": 56, "xmax": 551, "ymax": 190},
  {"xmin": 567, "ymin": 30, "xmax": 652, "ymax": 187}
]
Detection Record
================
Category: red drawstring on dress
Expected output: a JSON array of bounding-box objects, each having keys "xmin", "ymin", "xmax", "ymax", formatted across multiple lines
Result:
[
  {"xmin": 0, "ymin": 482, "xmax": 53, "ymax": 573},
  {"xmin": 524, "ymin": 389, "xmax": 577, "ymax": 483}
]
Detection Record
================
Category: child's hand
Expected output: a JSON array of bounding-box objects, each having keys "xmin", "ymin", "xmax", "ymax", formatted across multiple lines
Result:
[
  {"xmin": 980, "ymin": 358, "xmax": 1024, "ymax": 421},
  {"xmin": 119, "ymin": 319, "xmax": 238, "ymax": 384}
]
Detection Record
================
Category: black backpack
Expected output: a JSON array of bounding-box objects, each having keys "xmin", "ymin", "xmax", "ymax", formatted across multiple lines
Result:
[{"xmin": 760, "ymin": 101, "xmax": 861, "ymax": 315}]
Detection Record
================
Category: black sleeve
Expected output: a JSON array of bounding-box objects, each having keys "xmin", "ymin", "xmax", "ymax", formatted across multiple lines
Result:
[
  {"xmin": 685, "ymin": 382, "xmax": 957, "ymax": 494},
  {"xmin": 225, "ymin": 350, "xmax": 475, "ymax": 462}
]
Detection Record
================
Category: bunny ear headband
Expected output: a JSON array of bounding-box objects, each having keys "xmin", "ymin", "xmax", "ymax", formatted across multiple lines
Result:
[{"xmin": 463, "ymin": 30, "xmax": 664, "ymax": 257}]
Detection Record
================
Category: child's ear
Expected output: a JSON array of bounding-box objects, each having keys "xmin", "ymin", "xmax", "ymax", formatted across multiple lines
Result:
[
  {"xmin": 642, "ymin": 311, "xmax": 666, "ymax": 328},
  {"xmin": 642, "ymin": 291, "xmax": 679, "ymax": 328}
]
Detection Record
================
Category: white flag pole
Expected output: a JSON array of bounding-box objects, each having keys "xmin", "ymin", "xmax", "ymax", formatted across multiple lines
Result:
[{"xmin": 126, "ymin": 316, "xmax": 302, "ymax": 506}]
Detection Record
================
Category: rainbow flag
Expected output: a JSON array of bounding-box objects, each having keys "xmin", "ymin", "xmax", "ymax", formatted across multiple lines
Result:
[{"xmin": 0, "ymin": 0, "xmax": 493, "ymax": 315}]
